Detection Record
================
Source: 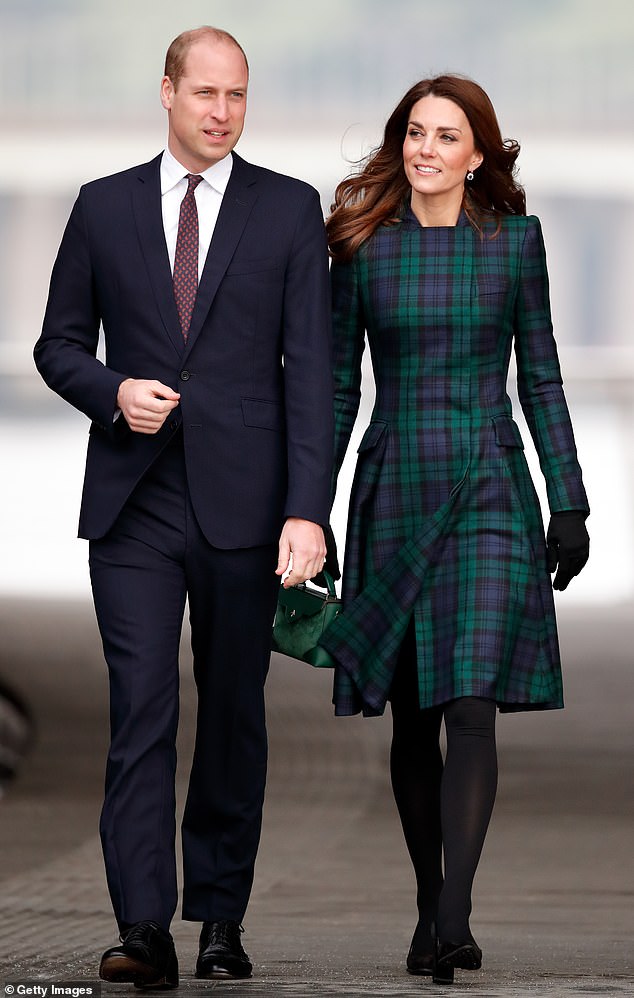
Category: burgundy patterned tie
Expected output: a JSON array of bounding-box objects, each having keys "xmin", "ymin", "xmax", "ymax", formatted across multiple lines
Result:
[{"xmin": 173, "ymin": 173, "xmax": 203, "ymax": 340}]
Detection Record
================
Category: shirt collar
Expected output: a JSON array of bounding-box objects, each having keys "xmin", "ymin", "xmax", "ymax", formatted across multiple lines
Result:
[{"xmin": 160, "ymin": 147, "xmax": 233, "ymax": 196}]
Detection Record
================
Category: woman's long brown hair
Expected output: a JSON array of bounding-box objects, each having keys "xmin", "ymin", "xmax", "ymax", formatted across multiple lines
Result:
[{"xmin": 327, "ymin": 75, "xmax": 526, "ymax": 262}]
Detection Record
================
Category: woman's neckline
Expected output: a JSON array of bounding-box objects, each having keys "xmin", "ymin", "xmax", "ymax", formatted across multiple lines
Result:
[{"xmin": 403, "ymin": 205, "xmax": 470, "ymax": 229}]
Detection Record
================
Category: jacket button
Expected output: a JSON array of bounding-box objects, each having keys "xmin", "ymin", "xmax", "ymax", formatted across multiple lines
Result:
[
  {"xmin": 170, "ymin": 419, "xmax": 179, "ymax": 431},
  {"xmin": 180, "ymin": 370, "xmax": 191, "ymax": 381}
]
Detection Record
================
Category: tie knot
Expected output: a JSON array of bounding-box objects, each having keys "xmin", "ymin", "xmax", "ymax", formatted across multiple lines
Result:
[{"xmin": 186, "ymin": 174, "xmax": 203, "ymax": 194}]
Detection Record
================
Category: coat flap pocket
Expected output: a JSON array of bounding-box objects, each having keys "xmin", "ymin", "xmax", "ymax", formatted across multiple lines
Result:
[
  {"xmin": 492, "ymin": 414, "xmax": 524, "ymax": 448},
  {"xmin": 357, "ymin": 420, "xmax": 388, "ymax": 453},
  {"xmin": 226, "ymin": 257, "xmax": 282, "ymax": 277},
  {"xmin": 474, "ymin": 276, "xmax": 510, "ymax": 297},
  {"xmin": 241, "ymin": 397, "xmax": 285, "ymax": 432}
]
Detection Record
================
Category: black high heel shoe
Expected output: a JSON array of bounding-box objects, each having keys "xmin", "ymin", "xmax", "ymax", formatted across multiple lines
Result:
[
  {"xmin": 431, "ymin": 924, "xmax": 482, "ymax": 985},
  {"xmin": 406, "ymin": 919, "xmax": 434, "ymax": 975}
]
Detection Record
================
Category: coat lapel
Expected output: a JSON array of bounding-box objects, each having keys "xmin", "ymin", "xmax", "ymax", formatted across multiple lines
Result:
[
  {"xmin": 183, "ymin": 153, "xmax": 258, "ymax": 357},
  {"xmin": 131, "ymin": 155, "xmax": 185, "ymax": 356}
]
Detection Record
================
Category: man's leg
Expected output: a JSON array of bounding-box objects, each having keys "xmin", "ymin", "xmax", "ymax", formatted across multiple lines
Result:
[
  {"xmin": 181, "ymin": 518, "xmax": 279, "ymax": 923},
  {"xmin": 89, "ymin": 439, "xmax": 189, "ymax": 933}
]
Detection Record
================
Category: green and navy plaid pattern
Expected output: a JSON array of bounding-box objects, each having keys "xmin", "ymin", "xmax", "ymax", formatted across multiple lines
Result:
[{"xmin": 320, "ymin": 211, "xmax": 589, "ymax": 716}]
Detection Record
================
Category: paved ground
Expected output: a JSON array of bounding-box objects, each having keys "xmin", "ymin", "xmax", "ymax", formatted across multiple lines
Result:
[{"xmin": 0, "ymin": 598, "xmax": 632, "ymax": 997}]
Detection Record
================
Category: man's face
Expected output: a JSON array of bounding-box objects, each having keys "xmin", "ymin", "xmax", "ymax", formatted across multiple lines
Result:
[{"xmin": 160, "ymin": 39, "xmax": 248, "ymax": 173}]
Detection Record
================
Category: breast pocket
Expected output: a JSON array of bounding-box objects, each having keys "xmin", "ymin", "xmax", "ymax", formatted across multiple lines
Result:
[
  {"xmin": 474, "ymin": 275, "xmax": 512, "ymax": 298},
  {"xmin": 225, "ymin": 258, "xmax": 283, "ymax": 277}
]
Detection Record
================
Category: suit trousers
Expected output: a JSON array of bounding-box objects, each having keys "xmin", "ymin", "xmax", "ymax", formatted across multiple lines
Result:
[{"xmin": 88, "ymin": 431, "xmax": 279, "ymax": 931}]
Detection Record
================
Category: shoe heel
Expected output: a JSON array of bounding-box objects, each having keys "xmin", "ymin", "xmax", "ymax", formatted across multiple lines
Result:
[
  {"xmin": 431, "ymin": 923, "xmax": 454, "ymax": 985},
  {"xmin": 432, "ymin": 963, "xmax": 454, "ymax": 985},
  {"xmin": 133, "ymin": 950, "xmax": 179, "ymax": 990},
  {"xmin": 432, "ymin": 941, "xmax": 454, "ymax": 983}
]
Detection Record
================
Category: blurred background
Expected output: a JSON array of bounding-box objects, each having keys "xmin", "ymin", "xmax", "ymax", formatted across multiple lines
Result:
[{"xmin": 0, "ymin": 0, "xmax": 633, "ymax": 605}]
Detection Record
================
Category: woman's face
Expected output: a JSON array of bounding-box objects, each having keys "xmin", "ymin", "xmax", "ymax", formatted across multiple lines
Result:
[{"xmin": 402, "ymin": 95, "xmax": 483, "ymax": 208}]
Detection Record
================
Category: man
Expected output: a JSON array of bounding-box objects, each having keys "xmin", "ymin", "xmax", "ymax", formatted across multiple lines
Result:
[{"xmin": 34, "ymin": 26, "xmax": 333, "ymax": 987}]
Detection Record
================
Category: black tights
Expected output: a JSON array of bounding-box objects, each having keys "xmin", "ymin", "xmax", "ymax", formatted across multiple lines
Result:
[{"xmin": 390, "ymin": 635, "xmax": 497, "ymax": 946}]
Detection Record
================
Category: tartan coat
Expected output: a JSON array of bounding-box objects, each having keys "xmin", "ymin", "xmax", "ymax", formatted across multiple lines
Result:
[{"xmin": 319, "ymin": 209, "xmax": 589, "ymax": 716}]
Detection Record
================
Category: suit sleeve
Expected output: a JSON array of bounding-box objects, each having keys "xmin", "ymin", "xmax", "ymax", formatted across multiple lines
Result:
[
  {"xmin": 513, "ymin": 216, "xmax": 589, "ymax": 515},
  {"xmin": 281, "ymin": 189, "xmax": 334, "ymax": 525},
  {"xmin": 329, "ymin": 254, "xmax": 366, "ymax": 505},
  {"xmin": 33, "ymin": 189, "xmax": 127, "ymax": 435}
]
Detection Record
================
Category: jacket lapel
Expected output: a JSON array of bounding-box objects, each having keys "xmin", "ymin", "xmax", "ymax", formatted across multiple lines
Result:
[
  {"xmin": 131, "ymin": 155, "xmax": 185, "ymax": 357},
  {"xmin": 183, "ymin": 153, "xmax": 258, "ymax": 357},
  {"xmin": 131, "ymin": 153, "xmax": 259, "ymax": 358}
]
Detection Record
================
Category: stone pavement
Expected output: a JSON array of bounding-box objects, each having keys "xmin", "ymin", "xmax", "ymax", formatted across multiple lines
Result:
[{"xmin": 0, "ymin": 598, "xmax": 632, "ymax": 997}]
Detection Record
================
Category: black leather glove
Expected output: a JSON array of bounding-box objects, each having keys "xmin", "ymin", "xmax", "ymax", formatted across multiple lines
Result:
[
  {"xmin": 311, "ymin": 523, "xmax": 341, "ymax": 587},
  {"xmin": 546, "ymin": 511, "xmax": 589, "ymax": 591}
]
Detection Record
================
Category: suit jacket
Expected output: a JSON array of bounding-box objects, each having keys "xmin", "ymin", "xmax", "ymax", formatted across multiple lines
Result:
[
  {"xmin": 34, "ymin": 153, "xmax": 333, "ymax": 547},
  {"xmin": 320, "ymin": 210, "xmax": 589, "ymax": 715}
]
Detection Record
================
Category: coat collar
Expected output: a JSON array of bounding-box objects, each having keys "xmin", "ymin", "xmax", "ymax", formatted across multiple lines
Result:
[{"xmin": 399, "ymin": 204, "xmax": 472, "ymax": 230}]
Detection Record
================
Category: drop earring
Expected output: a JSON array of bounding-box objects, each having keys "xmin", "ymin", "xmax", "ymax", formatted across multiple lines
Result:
[{"xmin": 466, "ymin": 170, "xmax": 475, "ymax": 181}]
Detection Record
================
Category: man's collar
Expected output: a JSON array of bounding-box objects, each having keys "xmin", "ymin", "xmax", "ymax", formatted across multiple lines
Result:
[{"xmin": 160, "ymin": 147, "xmax": 233, "ymax": 196}]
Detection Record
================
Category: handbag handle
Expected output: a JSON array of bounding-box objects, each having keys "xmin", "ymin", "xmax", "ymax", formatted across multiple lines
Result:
[{"xmin": 309, "ymin": 570, "xmax": 337, "ymax": 597}]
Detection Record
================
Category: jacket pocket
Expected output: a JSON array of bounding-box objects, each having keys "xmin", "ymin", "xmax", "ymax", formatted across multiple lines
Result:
[
  {"xmin": 492, "ymin": 414, "xmax": 524, "ymax": 448},
  {"xmin": 241, "ymin": 397, "xmax": 285, "ymax": 432},
  {"xmin": 473, "ymin": 275, "xmax": 511, "ymax": 297},
  {"xmin": 226, "ymin": 259, "xmax": 282, "ymax": 277}
]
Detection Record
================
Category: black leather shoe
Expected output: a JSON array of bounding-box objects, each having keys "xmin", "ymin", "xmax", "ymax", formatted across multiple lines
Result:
[
  {"xmin": 99, "ymin": 921, "xmax": 178, "ymax": 990},
  {"xmin": 195, "ymin": 920, "xmax": 252, "ymax": 979}
]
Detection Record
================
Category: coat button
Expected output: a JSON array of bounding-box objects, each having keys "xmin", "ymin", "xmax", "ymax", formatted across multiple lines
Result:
[
  {"xmin": 180, "ymin": 370, "xmax": 191, "ymax": 381},
  {"xmin": 170, "ymin": 419, "xmax": 179, "ymax": 431}
]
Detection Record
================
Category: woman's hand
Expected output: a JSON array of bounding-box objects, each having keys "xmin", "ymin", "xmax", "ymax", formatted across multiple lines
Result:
[{"xmin": 546, "ymin": 511, "xmax": 589, "ymax": 590}]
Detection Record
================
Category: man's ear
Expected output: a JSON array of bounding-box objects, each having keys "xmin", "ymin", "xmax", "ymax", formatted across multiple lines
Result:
[{"xmin": 160, "ymin": 76, "xmax": 174, "ymax": 111}]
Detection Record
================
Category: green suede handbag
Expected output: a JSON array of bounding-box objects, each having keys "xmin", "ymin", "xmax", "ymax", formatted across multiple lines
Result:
[{"xmin": 271, "ymin": 571, "xmax": 341, "ymax": 668}]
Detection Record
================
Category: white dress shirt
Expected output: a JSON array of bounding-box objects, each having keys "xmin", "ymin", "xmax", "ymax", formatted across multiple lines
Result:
[{"xmin": 160, "ymin": 147, "xmax": 233, "ymax": 280}]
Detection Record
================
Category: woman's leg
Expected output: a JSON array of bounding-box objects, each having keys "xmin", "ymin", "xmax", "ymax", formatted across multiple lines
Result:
[
  {"xmin": 436, "ymin": 696, "xmax": 498, "ymax": 943},
  {"xmin": 389, "ymin": 632, "xmax": 444, "ymax": 960}
]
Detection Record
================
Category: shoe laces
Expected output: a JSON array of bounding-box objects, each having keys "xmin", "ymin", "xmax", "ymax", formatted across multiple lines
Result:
[
  {"xmin": 206, "ymin": 920, "xmax": 244, "ymax": 950},
  {"xmin": 119, "ymin": 920, "xmax": 163, "ymax": 950}
]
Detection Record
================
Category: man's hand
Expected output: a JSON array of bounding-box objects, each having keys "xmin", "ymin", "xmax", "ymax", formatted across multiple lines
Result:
[
  {"xmin": 276, "ymin": 518, "xmax": 327, "ymax": 589},
  {"xmin": 117, "ymin": 379, "xmax": 180, "ymax": 434}
]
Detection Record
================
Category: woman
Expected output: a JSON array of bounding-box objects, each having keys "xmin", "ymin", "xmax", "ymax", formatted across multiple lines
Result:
[{"xmin": 320, "ymin": 76, "xmax": 589, "ymax": 985}]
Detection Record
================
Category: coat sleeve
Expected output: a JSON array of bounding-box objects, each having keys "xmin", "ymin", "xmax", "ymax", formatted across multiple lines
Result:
[
  {"xmin": 281, "ymin": 188, "xmax": 334, "ymax": 526},
  {"xmin": 513, "ymin": 216, "xmax": 589, "ymax": 515},
  {"xmin": 329, "ymin": 255, "xmax": 367, "ymax": 504},
  {"xmin": 33, "ymin": 188, "xmax": 127, "ymax": 436}
]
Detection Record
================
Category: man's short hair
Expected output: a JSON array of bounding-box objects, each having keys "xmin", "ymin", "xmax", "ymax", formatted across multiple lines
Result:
[{"xmin": 164, "ymin": 26, "xmax": 249, "ymax": 88}]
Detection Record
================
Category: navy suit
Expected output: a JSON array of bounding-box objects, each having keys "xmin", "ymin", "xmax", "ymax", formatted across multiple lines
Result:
[{"xmin": 35, "ymin": 152, "xmax": 333, "ymax": 929}]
